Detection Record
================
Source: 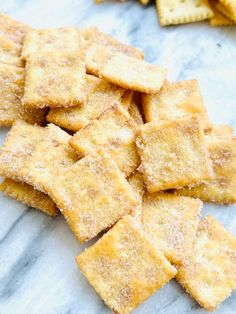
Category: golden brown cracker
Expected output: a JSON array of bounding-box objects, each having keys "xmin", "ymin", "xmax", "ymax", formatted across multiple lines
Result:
[
  {"xmin": 77, "ymin": 215, "xmax": 176, "ymax": 314},
  {"xmin": 0, "ymin": 178, "xmax": 58, "ymax": 216},
  {"xmin": 100, "ymin": 52, "xmax": 167, "ymax": 94},
  {"xmin": 0, "ymin": 63, "xmax": 46, "ymax": 127},
  {"xmin": 136, "ymin": 115, "xmax": 213, "ymax": 193},
  {"xmin": 128, "ymin": 170, "xmax": 145, "ymax": 221},
  {"xmin": 210, "ymin": 0, "xmax": 235, "ymax": 25},
  {"xmin": 218, "ymin": 0, "xmax": 236, "ymax": 21},
  {"xmin": 206, "ymin": 124, "xmax": 233, "ymax": 136},
  {"xmin": 156, "ymin": 0, "xmax": 214, "ymax": 26},
  {"xmin": 46, "ymin": 75, "xmax": 125, "ymax": 132},
  {"xmin": 22, "ymin": 51, "xmax": 87, "ymax": 109},
  {"xmin": 0, "ymin": 35, "xmax": 24, "ymax": 66},
  {"xmin": 141, "ymin": 192, "xmax": 202, "ymax": 265},
  {"xmin": 176, "ymin": 215, "xmax": 236, "ymax": 311},
  {"xmin": 70, "ymin": 103, "xmax": 139, "ymax": 177}
]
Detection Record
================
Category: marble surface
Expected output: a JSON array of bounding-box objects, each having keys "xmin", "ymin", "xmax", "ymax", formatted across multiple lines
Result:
[{"xmin": 0, "ymin": 0, "xmax": 236, "ymax": 313}]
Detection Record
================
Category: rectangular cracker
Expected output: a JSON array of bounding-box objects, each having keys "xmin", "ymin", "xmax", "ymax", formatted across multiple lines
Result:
[
  {"xmin": 142, "ymin": 80, "xmax": 211, "ymax": 130},
  {"xmin": 77, "ymin": 215, "xmax": 176, "ymax": 314},
  {"xmin": 0, "ymin": 63, "xmax": 46, "ymax": 127},
  {"xmin": 0, "ymin": 120, "xmax": 46, "ymax": 182},
  {"xmin": 22, "ymin": 51, "xmax": 87, "ymax": 109},
  {"xmin": 175, "ymin": 134, "xmax": 236, "ymax": 204},
  {"xmin": 43, "ymin": 150, "xmax": 138, "ymax": 242},
  {"xmin": 136, "ymin": 115, "xmax": 213, "ymax": 193},
  {"xmin": 209, "ymin": 0, "xmax": 235, "ymax": 25},
  {"xmin": 81, "ymin": 27, "xmax": 144, "ymax": 76},
  {"xmin": 156, "ymin": 0, "xmax": 214, "ymax": 26},
  {"xmin": 70, "ymin": 103, "xmax": 139, "ymax": 177},
  {"xmin": 218, "ymin": 0, "xmax": 236, "ymax": 21},
  {"xmin": 127, "ymin": 171, "xmax": 145, "ymax": 221},
  {"xmin": 0, "ymin": 35, "xmax": 24, "ymax": 66},
  {"xmin": 176, "ymin": 215, "xmax": 236, "ymax": 311},
  {"xmin": 100, "ymin": 52, "xmax": 167, "ymax": 94},
  {"xmin": 0, "ymin": 178, "xmax": 58, "ymax": 216},
  {"xmin": 0, "ymin": 12, "xmax": 31, "ymax": 45},
  {"xmin": 46, "ymin": 75, "xmax": 125, "ymax": 132},
  {"xmin": 21, "ymin": 27, "xmax": 80, "ymax": 60},
  {"xmin": 141, "ymin": 192, "xmax": 202, "ymax": 265}
]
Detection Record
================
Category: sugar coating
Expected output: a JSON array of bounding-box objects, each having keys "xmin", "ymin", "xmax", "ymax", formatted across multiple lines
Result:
[
  {"xmin": 22, "ymin": 51, "xmax": 87, "ymax": 109},
  {"xmin": 100, "ymin": 52, "xmax": 167, "ymax": 94},
  {"xmin": 206, "ymin": 124, "xmax": 233, "ymax": 136},
  {"xmin": 80, "ymin": 27, "xmax": 144, "ymax": 76},
  {"xmin": 157, "ymin": 0, "xmax": 213, "ymax": 26},
  {"xmin": 127, "ymin": 171, "xmax": 145, "ymax": 221},
  {"xmin": 176, "ymin": 215, "xmax": 236, "ymax": 311},
  {"xmin": 0, "ymin": 178, "xmax": 58, "ymax": 216},
  {"xmin": 0, "ymin": 34, "xmax": 24, "ymax": 66},
  {"xmin": 70, "ymin": 103, "xmax": 139, "ymax": 177},
  {"xmin": 77, "ymin": 215, "xmax": 176, "ymax": 314},
  {"xmin": 0, "ymin": 63, "xmax": 46, "ymax": 127},
  {"xmin": 47, "ymin": 75, "xmax": 125, "ymax": 132},
  {"xmin": 136, "ymin": 115, "xmax": 213, "ymax": 193},
  {"xmin": 141, "ymin": 192, "xmax": 202, "ymax": 265},
  {"xmin": 175, "ymin": 134, "xmax": 236, "ymax": 204},
  {"xmin": 142, "ymin": 79, "xmax": 211, "ymax": 130}
]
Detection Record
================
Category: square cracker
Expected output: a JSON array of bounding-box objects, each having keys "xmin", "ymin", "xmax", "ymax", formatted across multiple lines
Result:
[
  {"xmin": 0, "ymin": 13, "xmax": 31, "ymax": 45},
  {"xmin": 0, "ymin": 63, "xmax": 46, "ymax": 127},
  {"xmin": 46, "ymin": 75, "xmax": 125, "ymax": 132},
  {"xmin": 70, "ymin": 103, "xmax": 139, "ymax": 177},
  {"xmin": 0, "ymin": 178, "xmax": 58, "ymax": 216},
  {"xmin": 44, "ymin": 150, "xmax": 138, "ymax": 242},
  {"xmin": 22, "ymin": 51, "xmax": 87, "ymax": 109},
  {"xmin": 156, "ymin": 0, "xmax": 213, "ymax": 26},
  {"xmin": 0, "ymin": 120, "xmax": 45, "ymax": 182},
  {"xmin": 100, "ymin": 52, "xmax": 167, "ymax": 94},
  {"xmin": 81, "ymin": 27, "xmax": 144, "ymax": 76},
  {"xmin": 176, "ymin": 215, "xmax": 236, "ymax": 311},
  {"xmin": 141, "ymin": 192, "xmax": 202, "ymax": 265},
  {"xmin": 209, "ymin": 0, "xmax": 235, "ymax": 26},
  {"xmin": 142, "ymin": 80, "xmax": 211, "ymax": 130},
  {"xmin": 21, "ymin": 27, "xmax": 80, "ymax": 60},
  {"xmin": 0, "ymin": 35, "xmax": 24, "ymax": 66},
  {"xmin": 77, "ymin": 215, "xmax": 176, "ymax": 314},
  {"xmin": 175, "ymin": 134, "xmax": 236, "ymax": 204},
  {"xmin": 218, "ymin": 0, "xmax": 236, "ymax": 21},
  {"xmin": 136, "ymin": 115, "xmax": 213, "ymax": 193}
]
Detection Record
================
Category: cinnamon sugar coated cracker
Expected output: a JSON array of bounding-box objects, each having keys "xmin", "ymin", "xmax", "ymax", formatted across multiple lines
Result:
[
  {"xmin": 136, "ymin": 115, "xmax": 213, "ymax": 193},
  {"xmin": 156, "ymin": 0, "xmax": 214, "ymax": 26},
  {"xmin": 45, "ymin": 150, "xmax": 138, "ymax": 242},
  {"xmin": 127, "ymin": 171, "xmax": 145, "ymax": 221},
  {"xmin": 175, "ymin": 134, "xmax": 236, "ymax": 204},
  {"xmin": 70, "ymin": 103, "xmax": 139, "ymax": 177},
  {"xmin": 141, "ymin": 192, "xmax": 202, "ymax": 265},
  {"xmin": 142, "ymin": 79, "xmax": 211, "ymax": 129},
  {"xmin": 100, "ymin": 52, "xmax": 167, "ymax": 94},
  {"xmin": 47, "ymin": 75, "xmax": 125, "ymax": 131},
  {"xmin": 22, "ymin": 51, "xmax": 87, "ymax": 109},
  {"xmin": 0, "ymin": 35, "xmax": 24, "ymax": 66},
  {"xmin": 0, "ymin": 63, "xmax": 46, "ymax": 126},
  {"xmin": 0, "ymin": 178, "xmax": 58, "ymax": 216},
  {"xmin": 77, "ymin": 215, "xmax": 176, "ymax": 314},
  {"xmin": 176, "ymin": 215, "xmax": 236, "ymax": 311}
]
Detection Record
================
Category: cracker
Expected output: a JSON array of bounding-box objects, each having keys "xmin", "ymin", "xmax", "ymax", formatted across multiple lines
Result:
[
  {"xmin": 142, "ymin": 79, "xmax": 211, "ymax": 129},
  {"xmin": 21, "ymin": 27, "xmax": 80, "ymax": 60},
  {"xmin": 206, "ymin": 124, "xmax": 233, "ymax": 136},
  {"xmin": 100, "ymin": 52, "xmax": 167, "ymax": 94},
  {"xmin": 77, "ymin": 215, "xmax": 176, "ymax": 314},
  {"xmin": 0, "ymin": 63, "xmax": 46, "ymax": 127},
  {"xmin": 70, "ymin": 103, "xmax": 139, "ymax": 177},
  {"xmin": 0, "ymin": 178, "xmax": 58, "ymax": 216},
  {"xmin": 175, "ymin": 134, "xmax": 236, "ymax": 204},
  {"xmin": 209, "ymin": 0, "xmax": 235, "ymax": 25},
  {"xmin": 176, "ymin": 215, "xmax": 236, "ymax": 311},
  {"xmin": 46, "ymin": 75, "xmax": 125, "ymax": 132},
  {"xmin": 81, "ymin": 27, "xmax": 144, "ymax": 76},
  {"xmin": 141, "ymin": 192, "xmax": 202, "ymax": 265},
  {"xmin": 218, "ymin": 0, "xmax": 236, "ymax": 21},
  {"xmin": 128, "ymin": 171, "xmax": 145, "ymax": 221},
  {"xmin": 22, "ymin": 51, "xmax": 87, "ymax": 109},
  {"xmin": 136, "ymin": 115, "xmax": 213, "ymax": 193},
  {"xmin": 0, "ymin": 120, "xmax": 45, "ymax": 182},
  {"xmin": 0, "ymin": 35, "xmax": 24, "ymax": 66},
  {"xmin": 44, "ymin": 150, "xmax": 138, "ymax": 242},
  {"xmin": 156, "ymin": 0, "xmax": 214, "ymax": 26},
  {"xmin": 0, "ymin": 12, "xmax": 30, "ymax": 45}
]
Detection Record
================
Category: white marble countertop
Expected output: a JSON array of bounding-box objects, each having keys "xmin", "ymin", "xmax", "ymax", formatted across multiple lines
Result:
[{"xmin": 0, "ymin": 0, "xmax": 236, "ymax": 313}]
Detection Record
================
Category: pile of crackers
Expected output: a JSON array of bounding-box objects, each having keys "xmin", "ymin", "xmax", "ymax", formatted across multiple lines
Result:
[
  {"xmin": 0, "ymin": 12, "xmax": 236, "ymax": 314},
  {"xmin": 96, "ymin": 0, "xmax": 236, "ymax": 26}
]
